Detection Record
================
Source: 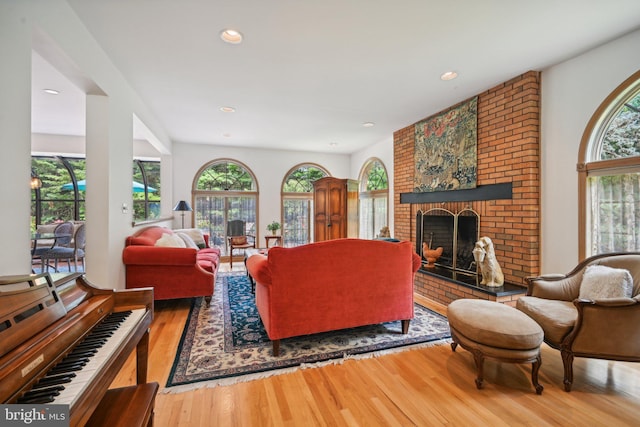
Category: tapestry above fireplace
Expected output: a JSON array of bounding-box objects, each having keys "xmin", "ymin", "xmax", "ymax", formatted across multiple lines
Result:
[{"xmin": 414, "ymin": 96, "xmax": 478, "ymax": 193}]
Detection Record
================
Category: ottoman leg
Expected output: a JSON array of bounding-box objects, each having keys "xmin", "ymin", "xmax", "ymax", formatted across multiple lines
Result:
[
  {"xmin": 531, "ymin": 354, "xmax": 544, "ymax": 395},
  {"xmin": 449, "ymin": 329, "xmax": 459, "ymax": 352},
  {"xmin": 471, "ymin": 349, "xmax": 485, "ymax": 389}
]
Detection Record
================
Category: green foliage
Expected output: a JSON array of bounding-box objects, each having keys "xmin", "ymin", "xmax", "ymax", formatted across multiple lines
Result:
[
  {"xmin": 31, "ymin": 156, "xmax": 161, "ymax": 225},
  {"xmin": 365, "ymin": 161, "xmax": 388, "ymax": 191},
  {"xmin": 32, "ymin": 157, "xmax": 84, "ymax": 224},
  {"xmin": 267, "ymin": 221, "xmax": 281, "ymax": 231},
  {"xmin": 601, "ymin": 91, "xmax": 640, "ymax": 160},
  {"xmin": 283, "ymin": 166, "xmax": 327, "ymax": 192},
  {"xmin": 133, "ymin": 160, "xmax": 162, "ymax": 221},
  {"xmin": 197, "ymin": 161, "xmax": 254, "ymax": 191}
]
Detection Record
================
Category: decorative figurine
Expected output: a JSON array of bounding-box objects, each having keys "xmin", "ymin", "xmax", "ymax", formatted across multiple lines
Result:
[
  {"xmin": 473, "ymin": 236, "xmax": 504, "ymax": 287},
  {"xmin": 422, "ymin": 241, "xmax": 443, "ymax": 268}
]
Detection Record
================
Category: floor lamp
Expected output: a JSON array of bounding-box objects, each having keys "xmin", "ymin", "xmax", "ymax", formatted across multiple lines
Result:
[{"xmin": 173, "ymin": 200, "xmax": 192, "ymax": 228}]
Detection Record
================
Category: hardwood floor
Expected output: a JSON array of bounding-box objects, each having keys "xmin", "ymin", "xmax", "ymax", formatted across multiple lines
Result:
[{"xmin": 111, "ymin": 266, "xmax": 640, "ymax": 426}]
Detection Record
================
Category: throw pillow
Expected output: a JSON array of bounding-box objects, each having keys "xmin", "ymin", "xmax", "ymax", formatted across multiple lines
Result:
[
  {"xmin": 176, "ymin": 232, "xmax": 199, "ymax": 249},
  {"xmin": 155, "ymin": 233, "xmax": 186, "ymax": 248},
  {"xmin": 579, "ymin": 264, "xmax": 633, "ymax": 300},
  {"xmin": 173, "ymin": 228, "xmax": 207, "ymax": 249}
]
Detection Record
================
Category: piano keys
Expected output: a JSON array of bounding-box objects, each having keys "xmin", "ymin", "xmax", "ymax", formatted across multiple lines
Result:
[{"xmin": 0, "ymin": 272, "xmax": 156, "ymax": 427}]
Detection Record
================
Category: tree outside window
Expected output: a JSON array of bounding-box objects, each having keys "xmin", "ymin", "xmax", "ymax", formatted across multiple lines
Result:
[
  {"xmin": 133, "ymin": 159, "xmax": 162, "ymax": 222},
  {"xmin": 31, "ymin": 156, "xmax": 85, "ymax": 229}
]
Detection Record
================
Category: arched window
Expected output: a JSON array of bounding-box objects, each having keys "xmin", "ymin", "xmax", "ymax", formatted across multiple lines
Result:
[
  {"xmin": 358, "ymin": 158, "xmax": 389, "ymax": 239},
  {"xmin": 281, "ymin": 163, "xmax": 329, "ymax": 246},
  {"xmin": 579, "ymin": 70, "xmax": 640, "ymax": 258},
  {"xmin": 193, "ymin": 159, "xmax": 258, "ymax": 256}
]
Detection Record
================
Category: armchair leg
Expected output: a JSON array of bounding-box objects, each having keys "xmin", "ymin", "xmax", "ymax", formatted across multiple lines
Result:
[
  {"xmin": 561, "ymin": 349, "xmax": 574, "ymax": 392},
  {"xmin": 272, "ymin": 340, "xmax": 280, "ymax": 357}
]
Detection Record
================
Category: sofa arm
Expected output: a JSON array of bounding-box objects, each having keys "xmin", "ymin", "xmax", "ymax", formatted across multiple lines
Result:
[
  {"xmin": 123, "ymin": 246, "xmax": 198, "ymax": 266},
  {"xmin": 246, "ymin": 254, "xmax": 271, "ymax": 286},
  {"xmin": 569, "ymin": 296, "xmax": 640, "ymax": 357},
  {"xmin": 412, "ymin": 253, "xmax": 421, "ymax": 272}
]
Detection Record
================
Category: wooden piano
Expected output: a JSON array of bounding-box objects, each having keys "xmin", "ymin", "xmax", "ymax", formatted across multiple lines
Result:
[{"xmin": 0, "ymin": 272, "xmax": 157, "ymax": 427}]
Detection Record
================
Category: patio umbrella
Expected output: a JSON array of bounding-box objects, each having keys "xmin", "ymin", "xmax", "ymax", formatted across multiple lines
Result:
[{"xmin": 61, "ymin": 180, "xmax": 157, "ymax": 192}]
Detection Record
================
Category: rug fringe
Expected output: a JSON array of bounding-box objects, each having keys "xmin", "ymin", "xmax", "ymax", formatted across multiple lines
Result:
[{"xmin": 161, "ymin": 338, "xmax": 452, "ymax": 395}]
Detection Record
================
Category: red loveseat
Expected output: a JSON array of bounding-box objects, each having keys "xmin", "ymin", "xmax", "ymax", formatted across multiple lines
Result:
[
  {"xmin": 122, "ymin": 226, "xmax": 220, "ymax": 304},
  {"xmin": 245, "ymin": 238, "xmax": 421, "ymax": 355}
]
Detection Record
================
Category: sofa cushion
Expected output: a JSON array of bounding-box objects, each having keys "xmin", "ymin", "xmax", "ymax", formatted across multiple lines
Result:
[
  {"xmin": 174, "ymin": 228, "xmax": 208, "ymax": 249},
  {"xmin": 579, "ymin": 264, "xmax": 633, "ymax": 300},
  {"xmin": 155, "ymin": 233, "xmax": 187, "ymax": 248},
  {"xmin": 516, "ymin": 296, "xmax": 578, "ymax": 345},
  {"xmin": 176, "ymin": 232, "xmax": 199, "ymax": 249}
]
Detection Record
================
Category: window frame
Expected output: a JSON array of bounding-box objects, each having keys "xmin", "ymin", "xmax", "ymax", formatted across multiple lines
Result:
[
  {"xmin": 358, "ymin": 158, "xmax": 389, "ymax": 239},
  {"xmin": 192, "ymin": 159, "xmax": 259, "ymax": 257},
  {"xmin": 578, "ymin": 69, "xmax": 640, "ymax": 259},
  {"xmin": 280, "ymin": 163, "xmax": 330, "ymax": 246}
]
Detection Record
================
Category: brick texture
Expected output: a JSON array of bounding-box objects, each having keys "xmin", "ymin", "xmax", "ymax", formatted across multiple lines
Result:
[{"xmin": 394, "ymin": 71, "xmax": 541, "ymax": 305}]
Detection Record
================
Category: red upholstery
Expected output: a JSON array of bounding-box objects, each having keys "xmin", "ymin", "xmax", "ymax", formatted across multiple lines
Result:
[
  {"xmin": 245, "ymin": 238, "xmax": 421, "ymax": 344},
  {"xmin": 122, "ymin": 226, "xmax": 220, "ymax": 302}
]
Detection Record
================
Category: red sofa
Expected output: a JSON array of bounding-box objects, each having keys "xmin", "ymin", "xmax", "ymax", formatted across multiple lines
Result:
[
  {"xmin": 246, "ymin": 238, "xmax": 421, "ymax": 355},
  {"xmin": 122, "ymin": 226, "xmax": 220, "ymax": 304}
]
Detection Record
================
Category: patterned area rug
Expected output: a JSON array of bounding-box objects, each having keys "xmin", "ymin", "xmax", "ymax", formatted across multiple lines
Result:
[{"xmin": 165, "ymin": 272, "xmax": 451, "ymax": 391}]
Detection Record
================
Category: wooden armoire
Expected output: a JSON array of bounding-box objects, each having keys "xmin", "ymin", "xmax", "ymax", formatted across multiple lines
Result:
[{"xmin": 313, "ymin": 177, "xmax": 359, "ymax": 241}]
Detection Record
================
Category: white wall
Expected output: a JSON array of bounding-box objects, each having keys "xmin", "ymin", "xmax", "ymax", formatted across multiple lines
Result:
[
  {"xmin": 0, "ymin": 1, "xmax": 171, "ymax": 289},
  {"xmin": 172, "ymin": 143, "xmax": 350, "ymax": 245},
  {"xmin": 541, "ymin": 28, "xmax": 640, "ymax": 274}
]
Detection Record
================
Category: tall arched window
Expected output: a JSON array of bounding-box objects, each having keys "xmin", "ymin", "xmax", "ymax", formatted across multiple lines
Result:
[
  {"xmin": 281, "ymin": 163, "xmax": 329, "ymax": 246},
  {"xmin": 193, "ymin": 159, "xmax": 258, "ymax": 256},
  {"xmin": 358, "ymin": 158, "xmax": 389, "ymax": 239},
  {"xmin": 579, "ymin": 70, "xmax": 640, "ymax": 258}
]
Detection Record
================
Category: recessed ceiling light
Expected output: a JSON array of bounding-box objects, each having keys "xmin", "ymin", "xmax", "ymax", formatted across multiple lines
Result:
[
  {"xmin": 329, "ymin": 142, "xmax": 338, "ymax": 147},
  {"xmin": 362, "ymin": 122, "xmax": 375, "ymax": 127},
  {"xmin": 220, "ymin": 106, "xmax": 236, "ymax": 113},
  {"xmin": 43, "ymin": 89, "xmax": 60, "ymax": 95},
  {"xmin": 440, "ymin": 71, "xmax": 458, "ymax": 81},
  {"xmin": 220, "ymin": 29, "xmax": 243, "ymax": 44}
]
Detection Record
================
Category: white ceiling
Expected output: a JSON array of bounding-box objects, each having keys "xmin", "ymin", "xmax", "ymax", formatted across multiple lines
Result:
[{"xmin": 31, "ymin": 0, "xmax": 640, "ymax": 154}]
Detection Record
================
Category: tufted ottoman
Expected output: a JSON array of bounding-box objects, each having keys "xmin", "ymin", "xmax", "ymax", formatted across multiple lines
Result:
[{"xmin": 447, "ymin": 299, "xmax": 544, "ymax": 394}]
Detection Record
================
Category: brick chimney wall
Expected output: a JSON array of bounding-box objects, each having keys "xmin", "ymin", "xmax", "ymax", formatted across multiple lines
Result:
[{"xmin": 394, "ymin": 71, "xmax": 541, "ymax": 300}]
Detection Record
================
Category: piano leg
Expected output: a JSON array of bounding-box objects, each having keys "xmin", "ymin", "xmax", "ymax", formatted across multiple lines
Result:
[{"xmin": 136, "ymin": 329, "xmax": 150, "ymax": 384}]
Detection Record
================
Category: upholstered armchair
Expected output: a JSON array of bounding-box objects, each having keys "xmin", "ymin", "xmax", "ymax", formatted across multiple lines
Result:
[{"xmin": 516, "ymin": 252, "xmax": 640, "ymax": 391}]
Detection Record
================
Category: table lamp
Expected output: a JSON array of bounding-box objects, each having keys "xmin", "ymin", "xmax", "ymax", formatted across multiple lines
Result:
[{"xmin": 173, "ymin": 200, "xmax": 192, "ymax": 228}]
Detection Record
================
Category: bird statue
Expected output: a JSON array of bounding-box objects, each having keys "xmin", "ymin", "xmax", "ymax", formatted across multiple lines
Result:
[{"xmin": 422, "ymin": 241, "xmax": 443, "ymax": 268}]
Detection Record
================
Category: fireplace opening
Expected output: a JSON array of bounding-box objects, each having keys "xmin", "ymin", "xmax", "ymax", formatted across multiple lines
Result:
[{"xmin": 416, "ymin": 208, "xmax": 479, "ymax": 275}]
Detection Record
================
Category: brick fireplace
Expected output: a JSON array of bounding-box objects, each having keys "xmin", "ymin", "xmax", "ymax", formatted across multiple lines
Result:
[{"xmin": 394, "ymin": 71, "xmax": 541, "ymax": 306}]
